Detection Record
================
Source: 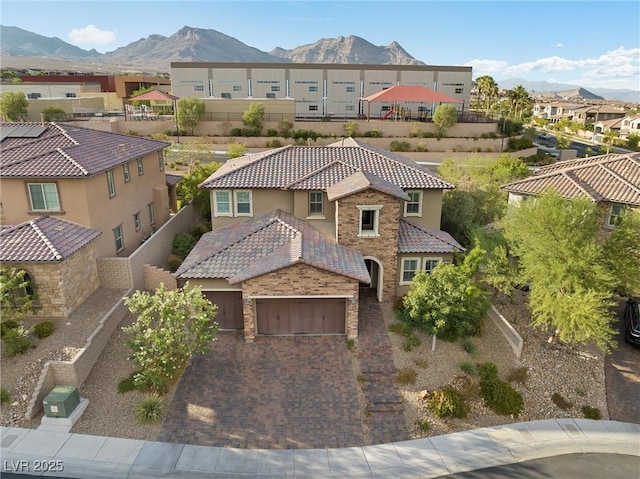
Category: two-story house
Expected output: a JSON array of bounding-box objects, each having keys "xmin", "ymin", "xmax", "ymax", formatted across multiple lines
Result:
[
  {"xmin": 175, "ymin": 138, "xmax": 463, "ymax": 341},
  {"xmin": 0, "ymin": 122, "xmax": 171, "ymax": 258},
  {"xmin": 0, "ymin": 122, "xmax": 172, "ymax": 318}
]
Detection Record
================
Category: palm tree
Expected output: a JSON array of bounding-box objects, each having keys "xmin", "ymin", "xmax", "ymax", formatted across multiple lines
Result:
[
  {"xmin": 475, "ymin": 75, "xmax": 499, "ymax": 117},
  {"xmin": 507, "ymin": 85, "xmax": 531, "ymax": 120}
]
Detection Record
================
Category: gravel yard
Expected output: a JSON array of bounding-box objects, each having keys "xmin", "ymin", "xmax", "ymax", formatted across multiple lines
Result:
[{"xmin": 2, "ymin": 287, "xmax": 608, "ymax": 444}]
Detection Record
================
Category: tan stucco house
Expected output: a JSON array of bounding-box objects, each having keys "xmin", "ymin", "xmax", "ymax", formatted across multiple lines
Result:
[
  {"xmin": 175, "ymin": 138, "xmax": 463, "ymax": 342},
  {"xmin": 0, "ymin": 122, "xmax": 171, "ymax": 258},
  {"xmin": 501, "ymin": 152, "xmax": 640, "ymax": 230}
]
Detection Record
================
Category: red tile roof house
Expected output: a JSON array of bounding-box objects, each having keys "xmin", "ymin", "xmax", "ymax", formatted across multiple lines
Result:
[
  {"xmin": 501, "ymin": 152, "xmax": 640, "ymax": 230},
  {"xmin": 0, "ymin": 122, "xmax": 172, "ymax": 317},
  {"xmin": 175, "ymin": 138, "xmax": 463, "ymax": 342}
]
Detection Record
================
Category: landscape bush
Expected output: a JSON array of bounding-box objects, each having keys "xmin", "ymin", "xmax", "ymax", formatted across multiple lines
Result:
[
  {"xmin": 507, "ymin": 137, "xmax": 533, "ymax": 151},
  {"xmin": 266, "ymin": 139, "xmax": 283, "ymax": 148},
  {"xmin": 461, "ymin": 339, "xmax": 477, "ymax": 356},
  {"xmin": 33, "ymin": 321, "xmax": 55, "ymax": 339},
  {"xmin": 428, "ymin": 386, "xmax": 469, "ymax": 418},
  {"xmin": 396, "ymin": 367, "xmax": 417, "ymax": 385},
  {"xmin": 117, "ymin": 372, "xmax": 138, "ymax": 394},
  {"xmin": 460, "ymin": 361, "xmax": 477, "ymax": 376},
  {"xmin": 402, "ymin": 334, "xmax": 421, "ymax": 352},
  {"xmin": 166, "ymin": 254, "xmax": 183, "ymax": 273},
  {"xmin": 267, "ymin": 128, "xmax": 278, "ymax": 137},
  {"xmin": 363, "ymin": 130, "xmax": 381, "ymax": 138},
  {"xmin": 480, "ymin": 377, "xmax": 524, "ymax": 416},
  {"xmin": 551, "ymin": 392, "xmax": 573, "ymax": 410},
  {"xmin": 3, "ymin": 326, "xmax": 32, "ymax": 356},
  {"xmin": 390, "ymin": 140, "xmax": 411, "ymax": 152},
  {"xmin": 581, "ymin": 405, "xmax": 602, "ymax": 420},
  {"xmin": 134, "ymin": 394, "xmax": 165, "ymax": 425},
  {"xmin": 0, "ymin": 387, "xmax": 10, "ymax": 403},
  {"xmin": 1, "ymin": 320, "xmax": 19, "ymax": 338},
  {"xmin": 172, "ymin": 232, "xmax": 197, "ymax": 259}
]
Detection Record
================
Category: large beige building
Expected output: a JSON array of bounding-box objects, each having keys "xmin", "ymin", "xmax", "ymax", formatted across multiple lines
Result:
[{"xmin": 170, "ymin": 62, "xmax": 472, "ymax": 120}]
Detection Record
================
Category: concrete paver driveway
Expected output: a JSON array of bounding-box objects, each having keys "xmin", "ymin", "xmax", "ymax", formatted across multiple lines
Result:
[{"xmin": 159, "ymin": 333, "xmax": 365, "ymax": 449}]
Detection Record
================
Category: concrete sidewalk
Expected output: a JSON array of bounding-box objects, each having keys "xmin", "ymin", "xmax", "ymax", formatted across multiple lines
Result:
[{"xmin": 2, "ymin": 419, "xmax": 639, "ymax": 478}]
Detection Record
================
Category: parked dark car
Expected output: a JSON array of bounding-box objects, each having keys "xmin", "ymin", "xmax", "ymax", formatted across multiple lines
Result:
[{"xmin": 624, "ymin": 298, "xmax": 640, "ymax": 347}]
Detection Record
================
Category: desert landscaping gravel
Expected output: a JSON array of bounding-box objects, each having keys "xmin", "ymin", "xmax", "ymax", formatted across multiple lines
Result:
[{"xmin": 2, "ymin": 287, "xmax": 609, "ymax": 445}]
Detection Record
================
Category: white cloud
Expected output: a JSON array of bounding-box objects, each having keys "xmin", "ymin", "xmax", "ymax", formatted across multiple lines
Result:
[
  {"xmin": 553, "ymin": 43, "xmax": 563, "ymax": 48},
  {"xmin": 68, "ymin": 25, "xmax": 116, "ymax": 46}
]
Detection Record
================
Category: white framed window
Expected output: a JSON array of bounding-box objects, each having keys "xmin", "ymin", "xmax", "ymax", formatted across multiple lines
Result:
[
  {"xmin": 309, "ymin": 105, "xmax": 318, "ymax": 111},
  {"xmin": 357, "ymin": 205, "xmax": 382, "ymax": 238},
  {"xmin": 214, "ymin": 190, "xmax": 232, "ymax": 217},
  {"xmin": 606, "ymin": 204, "xmax": 625, "ymax": 228},
  {"xmin": 137, "ymin": 158, "xmax": 144, "ymax": 175},
  {"xmin": 423, "ymin": 258, "xmax": 441, "ymax": 274},
  {"xmin": 106, "ymin": 170, "xmax": 116, "ymax": 198},
  {"xmin": 27, "ymin": 183, "xmax": 61, "ymax": 212},
  {"xmin": 133, "ymin": 212, "xmax": 140, "ymax": 231},
  {"xmin": 404, "ymin": 190, "xmax": 422, "ymax": 216},
  {"xmin": 400, "ymin": 258, "xmax": 420, "ymax": 285},
  {"xmin": 158, "ymin": 152, "xmax": 164, "ymax": 171},
  {"xmin": 113, "ymin": 225, "xmax": 124, "ymax": 253},
  {"xmin": 234, "ymin": 190, "xmax": 252, "ymax": 216},
  {"xmin": 148, "ymin": 202, "xmax": 155, "ymax": 225},
  {"xmin": 309, "ymin": 191, "xmax": 324, "ymax": 216},
  {"xmin": 123, "ymin": 163, "xmax": 131, "ymax": 183}
]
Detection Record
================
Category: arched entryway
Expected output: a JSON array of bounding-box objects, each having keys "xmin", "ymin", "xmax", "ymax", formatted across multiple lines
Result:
[{"xmin": 362, "ymin": 256, "xmax": 383, "ymax": 302}]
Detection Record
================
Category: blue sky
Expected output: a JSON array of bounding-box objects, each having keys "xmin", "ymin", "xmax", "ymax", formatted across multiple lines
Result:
[{"xmin": 2, "ymin": 1, "xmax": 639, "ymax": 90}]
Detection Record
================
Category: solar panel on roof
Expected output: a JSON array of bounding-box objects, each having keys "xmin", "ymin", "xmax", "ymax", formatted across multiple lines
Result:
[{"xmin": 0, "ymin": 125, "xmax": 47, "ymax": 141}]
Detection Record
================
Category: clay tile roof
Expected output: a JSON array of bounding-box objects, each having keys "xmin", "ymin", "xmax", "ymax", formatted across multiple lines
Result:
[
  {"xmin": 200, "ymin": 142, "xmax": 452, "ymax": 191},
  {"xmin": 0, "ymin": 122, "xmax": 169, "ymax": 178},
  {"xmin": 175, "ymin": 210, "xmax": 370, "ymax": 284},
  {"xmin": 398, "ymin": 219, "xmax": 465, "ymax": 254},
  {"xmin": 165, "ymin": 173, "xmax": 183, "ymax": 186},
  {"xmin": 362, "ymin": 85, "xmax": 462, "ymax": 104},
  {"xmin": 327, "ymin": 170, "xmax": 411, "ymax": 201},
  {"xmin": 0, "ymin": 216, "xmax": 101, "ymax": 262},
  {"xmin": 501, "ymin": 152, "xmax": 640, "ymax": 205}
]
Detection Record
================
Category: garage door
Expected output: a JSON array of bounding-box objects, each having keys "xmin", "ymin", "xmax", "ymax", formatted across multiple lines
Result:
[
  {"xmin": 202, "ymin": 291, "xmax": 243, "ymax": 330},
  {"xmin": 256, "ymin": 298, "xmax": 346, "ymax": 335}
]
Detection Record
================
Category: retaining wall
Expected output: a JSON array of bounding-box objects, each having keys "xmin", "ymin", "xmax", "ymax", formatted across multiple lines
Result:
[{"xmin": 488, "ymin": 304, "xmax": 524, "ymax": 358}]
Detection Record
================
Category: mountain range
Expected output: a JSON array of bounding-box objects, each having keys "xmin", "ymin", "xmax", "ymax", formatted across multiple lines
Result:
[{"xmin": 1, "ymin": 25, "xmax": 638, "ymax": 103}]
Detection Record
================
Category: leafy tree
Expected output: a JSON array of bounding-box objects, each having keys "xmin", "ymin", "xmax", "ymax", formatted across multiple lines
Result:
[
  {"xmin": 475, "ymin": 75, "xmax": 499, "ymax": 116},
  {"xmin": 344, "ymin": 120, "xmax": 359, "ymax": 137},
  {"xmin": 123, "ymin": 283, "xmax": 218, "ymax": 392},
  {"xmin": 626, "ymin": 134, "xmax": 639, "ymax": 149},
  {"xmin": 555, "ymin": 133, "xmax": 571, "ymax": 150},
  {"xmin": 602, "ymin": 209, "xmax": 640, "ymax": 296},
  {"xmin": 177, "ymin": 97, "xmax": 205, "ymax": 135},
  {"xmin": 601, "ymin": 131, "xmax": 618, "ymax": 153},
  {"xmin": 176, "ymin": 162, "xmax": 223, "ymax": 217},
  {"xmin": 0, "ymin": 267, "xmax": 37, "ymax": 324},
  {"xmin": 432, "ymin": 104, "xmax": 458, "ymax": 137},
  {"xmin": 403, "ymin": 246, "xmax": 490, "ymax": 346},
  {"xmin": 0, "ymin": 91, "xmax": 28, "ymax": 121},
  {"xmin": 242, "ymin": 102, "xmax": 265, "ymax": 135},
  {"xmin": 501, "ymin": 191, "xmax": 639, "ymax": 351},
  {"xmin": 41, "ymin": 106, "xmax": 67, "ymax": 121},
  {"xmin": 278, "ymin": 119, "xmax": 294, "ymax": 138},
  {"xmin": 227, "ymin": 141, "xmax": 247, "ymax": 159}
]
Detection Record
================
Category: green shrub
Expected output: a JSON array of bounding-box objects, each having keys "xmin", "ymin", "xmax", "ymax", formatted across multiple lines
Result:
[
  {"xmin": 387, "ymin": 322, "xmax": 405, "ymax": 335},
  {"xmin": 346, "ymin": 338, "xmax": 355, "ymax": 351},
  {"xmin": 461, "ymin": 339, "xmax": 477, "ymax": 356},
  {"xmin": 3, "ymin": 326, "xmax": 32, "ymax": 356},
  {"xmin": 551, "ymin": 392, "xmax": 573, "ymax": 410},
  {"xmin": 267, "ymin": 128, "xmax": 278, "ymax": 137},
  {"xmin": 0, "ymin": 387, "xmax": 10, "ymax": 403},
  {"xmin": 428, "ymin": 387, "xmax": 468, "ymax": 418},
  {"xmin": 390, "ymin": 140, "xmax": 411, "ymax": 152},
  {"xmin": 266, "ymin": 139, "xmax": 283, "ymax": 148},
  {"xmin": 363, "ymin": 130, "xmax": 381, "ymax": 138},
  {"xmin": 480, "ymin": 378, "xmax": 524, "ymax": 416},
  {"xmin": 402, "ymin": 334, "xmax": 421, "ymax": 352},
  {"xmin": 507, "ymin": 137, "xmax": 533, "ymax": 151},
  {"xmin": 166, "ymin": 254, "xmax": 183, "ymax": 273},
  {"xmin": 460, "ymin": 361, "xmax": 477, "ymax": 376},
  {"xmin": 478, "ymin": 361, "xmax": 499, "ymax": 381},
  {"xmin": 172, "ymin": 232, "xmax": 197, "ymax": 259},
  {"xmin": 416, "ymin": 418, "xmax": 430, "ymax": 433},
  {"xmin": 134, "ymin": 394, "xmax": 165, "ymax": 425},
  {"xmin": 396, "ymin": 367, "xmax": 417, "ymax": 385},
  {"xmin": 1, "ymin": 320, "xmax": 19, "ymax": 338},
  {"xmin": 506, "ymin": 366, "xmax": 528, "ymax": 384},
  {"xmin": 581, "ymin": 405, "xmax": 602, "ymax": 420},
  {"xmin": 190, "ymin": 223, "xmax": 209, "ymax": 240},
  {"xmin": 134, "ymin": 369, "xmax": 170, "ymax": 394},
  {"xmin": 117, "ymin": 372, "xmax": 138, "ymax": 394},
  {"xmin": 33, "ymin": 321, "xmax": 55, "ymax": 339},
  {"xmin": 413, "ymin": 358, "xmax": 429, "ymax": 368}
]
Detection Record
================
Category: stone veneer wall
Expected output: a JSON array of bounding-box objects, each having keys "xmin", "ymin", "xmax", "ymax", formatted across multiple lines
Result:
[
  {"xmin": 11, "ymin": 243, "xmax": 100, "ymax": 319},
  {"xmin": 336, "ymin": 190, "xmax": 401, "ymax": 301},
  {"xmin": 241, "ymin": 263, "xmax": 359, "ymax": 342}
]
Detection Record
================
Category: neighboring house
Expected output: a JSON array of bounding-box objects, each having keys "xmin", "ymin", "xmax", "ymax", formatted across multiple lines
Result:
[
  {"xmin": 620, "ymin": 115, "xmax": 640, "ymax": 140},
  {"xmin": 0, "ymin": 216, "xmax": 101, "ymax": 318},
  {"xmin": 570, "ymin": 105, "xmax": 626, "ymax": 126},
  {"xmin": 0, "ymin": 122, "xmax": 171, "ymax": 257},
  {"xmin": 593, "ymin": 118, "xmax": 624, "ymax": 136},
  {"xmin": 175, "ymin": 138, "xmax": 463, "ymax": 341},
  {"xmin": 501, "ymin": 152, "xmax": 640, "ymax": 231},
  {"xmin": 533, "ymin": 101, "xmax": 581, "ymax": 122}
]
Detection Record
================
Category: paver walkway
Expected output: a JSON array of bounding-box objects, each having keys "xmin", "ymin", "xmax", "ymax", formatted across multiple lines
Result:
[
  {"xmin": 357, "ymin": 290, "xmax": 409, "ymax": 444},
  {"xmin": 159, "ymin": 334, "xmax": 364, "ymax": 449}
]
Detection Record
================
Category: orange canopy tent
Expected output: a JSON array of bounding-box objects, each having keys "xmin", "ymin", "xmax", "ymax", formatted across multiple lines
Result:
[{"xmin": 361, "ymin": 85, "xmax": 462, "ymax": 120}]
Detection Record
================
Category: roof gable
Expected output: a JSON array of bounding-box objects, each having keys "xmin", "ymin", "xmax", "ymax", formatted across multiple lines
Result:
[
  {"xmin": 326, "ymin": 170, "xmax": 411, "ymax": 201},
  {"xmin": 1, "ymin": 122, "xmax": 169, "ymax": 178},
  {"xmin": 0, "ymin": 216, "xmax": 101, "ymax": 262}
]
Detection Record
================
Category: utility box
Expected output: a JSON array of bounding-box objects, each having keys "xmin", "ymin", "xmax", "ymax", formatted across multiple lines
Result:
[{"xmin": 43, "ymin": 385, "xmax": 80, "ymax": 418}]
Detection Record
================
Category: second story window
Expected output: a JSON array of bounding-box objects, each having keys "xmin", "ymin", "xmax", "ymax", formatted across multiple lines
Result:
[
  {"xmin": 123, "ymin": 163, "xmax": 131, "ymax": 183},
  {"xmin": 106, "ymin": 170, "xmax": 116, "ymax": 198},
  {"xmin": 113, "ymin": 225, "xmax": 124, "ymax": 253},
  {"xmin": 148, "ymin": 202, "xmax": 155, "ymax": 225},
  {"xmin": 606, "ymin": 204, "xmax": 626, "ymax": 228},
  {"xmin": 137, "ymin": 158, "xmax": 144, "ymax": 176},
  {"xmin": 234, "ymin": 190, "xmax": 252, "ymax": 216},
  {"xmin": 404, "ymin": 191, "xmax": 422, "ymax": 216},
  {"xmin": 309, "ymin": 191, "xmax": 324, "ymax": 216},
  {"xmin": 133, "ymin": 212, "xmax": 140, "ymax": 231},
  {"xmin": 27, "ymin": 183, "xmax": 61, "ymax": 212},
  {"xmin": 214, "ymin": 191, "xmax": 232, "ymax": 217},
  {"xmin": 357, "ymin": 205, "xmax": 382, "ymax": 238}
]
